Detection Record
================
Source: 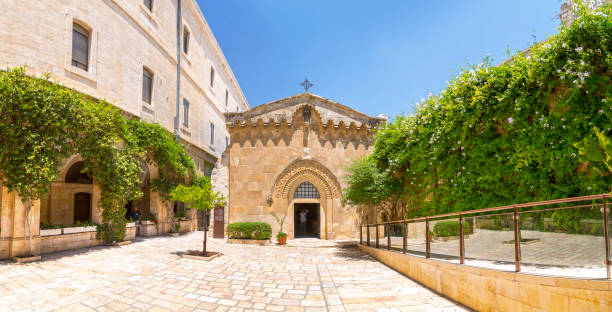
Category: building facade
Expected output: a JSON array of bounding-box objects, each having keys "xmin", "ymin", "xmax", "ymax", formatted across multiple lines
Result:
[
  {"xmin": 222, "ymin": 93, "xmax": 385, "ymax": 240},
  {"xmin": 0, "ymin": 0, "xmax": 247, "ymax": 258}
]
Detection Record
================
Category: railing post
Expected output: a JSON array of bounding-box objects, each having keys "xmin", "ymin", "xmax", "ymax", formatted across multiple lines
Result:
[
  {"xmin": 425, "ymin": 217, "xmax": 430, "ymax": 258},
  {"xmin": 360, "ymin": 224, "xmax": 363, "ymax": 245},
  {"xmin": 403, "ymin": 220, "xmax": 407, "ymax": 254},
  {"xmin": 459, "ymin": 214, "xmax": 465, "ymax": 264},
  {"xmin": 513, "ymin": 206, "xmax": 521, "ymax": 272},
  {"xmin": 367, "ymin": 225, "xmax": 370, "ymax": 246},
  {"xmin": 603, "ymin": 197, "xmax": 610, "ymax": 279},
  {"xmin": 376, "ymin": 224, "xmax": 380, "ymax": 248},
  {"xmin": 387, "ymin": 224, "xmax": 391, "ymax": 250}
]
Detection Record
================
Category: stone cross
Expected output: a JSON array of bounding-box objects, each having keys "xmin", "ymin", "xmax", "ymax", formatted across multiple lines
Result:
[{"xmin": 300, "ymin": 78, "xmax": 313, "ymax": 92}]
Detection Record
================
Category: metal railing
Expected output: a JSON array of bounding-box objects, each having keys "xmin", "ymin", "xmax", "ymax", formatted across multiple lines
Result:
[{"xmin": 360, "ymin": 194, "xmax": 612, "ymax": 279}]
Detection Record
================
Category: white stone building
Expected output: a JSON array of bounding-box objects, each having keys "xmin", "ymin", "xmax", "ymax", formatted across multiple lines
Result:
[{"xmin": 0, "ymin": 0, "xmax": 248, "ymax": 258}]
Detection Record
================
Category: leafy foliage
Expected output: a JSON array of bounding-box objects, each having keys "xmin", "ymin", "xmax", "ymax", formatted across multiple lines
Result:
[
  {"xmin": 270, "ymin": 211, "xmax": 287, "ymax": 234},
  {"xmin": 227, "ymin": 222, "xmax": 272, "ymax": 240},
  {"xmin": 365, "ymin": 4, "xmax": 612, "ymax": 218},
  {"xmin": 169, "ymin": 176, "xmax": 224, "ymax": 212},
  {"xmin": 432, "ymin": 221, "xmax": 471, "ymax": 237},
  {"xmin": 0, "ymin": 67, "xmax": 197, "ymax": 244}
]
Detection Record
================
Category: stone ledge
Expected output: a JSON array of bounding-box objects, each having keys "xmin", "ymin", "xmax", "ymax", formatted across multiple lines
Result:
[
  {"xmin": 227, "ymin": 238, "xmax": 270, "ymax": 246},
  {"xmin": 358, "ymin": 244, "xmax": 612, "ymax": 311}
]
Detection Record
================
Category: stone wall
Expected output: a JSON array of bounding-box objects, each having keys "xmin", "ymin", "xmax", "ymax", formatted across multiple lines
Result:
[
  {"xmin": 0, "ymin": 0, "xmax": 248, "ymax": 175},
  {"xmin": 359, "ymin": 244, "xmax": 612, "ymax": 311},
  {"xmin": 226, "ymin": 94, "xmax": 384, "ymax": 239}
]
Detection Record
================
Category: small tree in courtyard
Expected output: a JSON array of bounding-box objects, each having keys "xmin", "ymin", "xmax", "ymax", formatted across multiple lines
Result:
[{"xmin": 169, "ymin": 176, "xmax": 225, "ymax": 255}]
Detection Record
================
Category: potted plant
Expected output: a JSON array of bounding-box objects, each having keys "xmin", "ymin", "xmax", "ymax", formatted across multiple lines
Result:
[{"xmin": 271, "ymin": 212, "xmax": 288, "ymax": 245}]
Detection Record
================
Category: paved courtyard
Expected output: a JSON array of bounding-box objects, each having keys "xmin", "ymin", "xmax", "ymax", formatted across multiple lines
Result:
[{"xmin": 0, "ymin": 232, "xmax": 466, "ymax": 312}]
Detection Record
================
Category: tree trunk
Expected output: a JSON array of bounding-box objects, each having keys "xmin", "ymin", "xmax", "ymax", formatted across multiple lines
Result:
[{"xmin": 203, "ymin": 227, "xmax": 207, "ymax": 255}]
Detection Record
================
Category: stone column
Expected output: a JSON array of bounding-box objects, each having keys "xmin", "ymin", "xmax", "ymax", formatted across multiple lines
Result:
[
  {"xmin": 1, "ymin": 185, "xmax": 41, "ymax": 258},
  {"xmin": 91, "ymin": 182, "xmax": 103, "ymax": 224}
]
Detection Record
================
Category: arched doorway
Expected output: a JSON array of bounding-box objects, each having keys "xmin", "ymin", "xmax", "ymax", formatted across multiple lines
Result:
[
  {"xmin": 125, "ymin": 159, "xmax": 151, "ymax": 223},
  {"xmin": 73, "ymin": 192, "xmax": 91, "ymax": 223},
  {"xmin": 270, "ymin": 159, "xmax": 342, "ymax": 240},
  {"xmin": 293, "ymin": 182, "xmax": 320, "ymax": 238}
]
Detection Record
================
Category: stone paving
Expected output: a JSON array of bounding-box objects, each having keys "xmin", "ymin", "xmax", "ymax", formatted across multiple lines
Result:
[{"xmin": 0, "ymin": 232, "xmax": 467, "ymax": 312}]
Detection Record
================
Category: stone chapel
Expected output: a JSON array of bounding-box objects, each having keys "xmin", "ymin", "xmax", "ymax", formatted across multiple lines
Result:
[{"xmin": 218, "ymin": 92, "xmax": 385, "ymax": 240}]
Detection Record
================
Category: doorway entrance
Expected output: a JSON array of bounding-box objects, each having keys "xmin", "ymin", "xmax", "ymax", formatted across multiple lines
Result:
[
  {"xmin": 294, "ymin": 203, "xmax": 319, "ymax": 238},
  {"xmin": 73, "ymin": 192, "xmax": 91, "ymax": 223}
]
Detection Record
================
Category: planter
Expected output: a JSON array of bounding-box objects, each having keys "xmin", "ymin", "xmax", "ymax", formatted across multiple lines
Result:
[
  {"xmin": 227, "ymin": 238, "xmax": 270, "ymax": 246},
  {"xmin": 62, "ymin": 226, "xmax": 85, "ymax": 234},
  {"xmin": 140, "ymin": 220, "xmax": 156, "ymax": 225},
  {"xmin": 12, "ymin": 255, "xmax": 41, "ymax": 263},
  {"xmin": 181, "ymin": 250, "xmax": 222, "ymax": 261},
  {"xmin": 277, "ymin": 236, "xmax": 287, "ymax": 245},
  {"xmin": 40, "ymin": 228, "xmax": 62, "ymax": 236},
  {"xmin": 126, "ymin": 222, "xmax": 136, "ymax": 228},
  {"xmin": 83, "ymin": 226, "xmax": 97, "ymax": 232},
  {"xmin": 433, "ymin": 234, "xmax": 470, "ymax": 242}
]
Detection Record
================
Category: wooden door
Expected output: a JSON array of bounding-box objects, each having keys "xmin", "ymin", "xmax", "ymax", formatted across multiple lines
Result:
[
  {"xmin": 213, "ymin": 206, "xmax": 224, "ymax": 238},
  {"xmin": 74, "ymin": 192, "xmax": 91, "ymax": 223}
]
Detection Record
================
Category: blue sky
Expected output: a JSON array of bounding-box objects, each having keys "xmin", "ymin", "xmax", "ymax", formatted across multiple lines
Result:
[{"xmin": 198, "ymin": 0, "xmax": 563, "ymax": 117}]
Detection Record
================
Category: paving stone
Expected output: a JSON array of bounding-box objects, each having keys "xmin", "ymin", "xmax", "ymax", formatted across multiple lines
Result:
[{"xmin": 0, "ymin": 233, "xmax": 466, "ymax": 311}]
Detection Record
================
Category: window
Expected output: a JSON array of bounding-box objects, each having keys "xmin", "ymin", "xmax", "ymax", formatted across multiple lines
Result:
[
  {"xmin": 294, "ymin": 182, "xmax": 320, "ymax": 199},
  {"xmin": 183, "ymin": 99, "xmax": 189, "ymax": 127},
  {"xmin": 210, "ymin": 67, "xmax": 215, "ymax": 87},
  {"xmin": 182, "ymin": 26, "xmax": 190, "ymax": 54},
  {"xmin": 210, "ymin": 122, "xmax": 215, "ymax": 145},
  {"xmin": 71, "ymin": 23, "xmax": 89, "ymax": 70},
  {"xmin": 143, "ymin": 0, "xmax": 153, "ymax": 11},
  {"xmin": 226, "ymin": 136, "xmax": 229, "ymax": 148},
  {"xmin": 235, "ymin": 106, "xmax": 238, "ymax": 112},
  {"xmin": 225, "ymin": 90, "xmax": 229, "ymax": 107},
  {"xmin": 142, "ymin": 67, "xmax": 153, "ymax": 104}
]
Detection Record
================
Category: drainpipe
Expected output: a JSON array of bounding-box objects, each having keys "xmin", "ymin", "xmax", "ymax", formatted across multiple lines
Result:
[{"xmin": 174, "ymin": 0, "xmax": 182, "ymax": 140}]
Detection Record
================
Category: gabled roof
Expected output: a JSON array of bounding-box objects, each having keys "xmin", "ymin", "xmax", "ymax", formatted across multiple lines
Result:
[{"xmin": 225, "ymin": 92, "xmax": 386, "ymax": 129}]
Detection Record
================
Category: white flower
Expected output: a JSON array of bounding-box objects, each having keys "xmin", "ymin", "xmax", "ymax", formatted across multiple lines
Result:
[
  {"xmin": 571, "ymin": 152, "xmax": 576, "ymax": 157},
  {"xmin": 508, "ymin": 117, "xmax": 514, "ymax": 124},
  {"xmin": 599, "ymin": 110, "xmax": 604, "ymax": 114}
]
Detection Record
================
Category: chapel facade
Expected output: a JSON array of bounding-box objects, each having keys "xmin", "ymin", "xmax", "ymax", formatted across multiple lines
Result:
[{"xmin": 221, "ymin": 93, "xmax": 385, "ymax": 240}]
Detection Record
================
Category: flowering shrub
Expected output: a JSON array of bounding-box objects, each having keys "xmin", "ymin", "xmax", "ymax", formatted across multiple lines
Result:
[{"xmin": 366, "ymin": 3, "xmax": 612, "ymax": 222}]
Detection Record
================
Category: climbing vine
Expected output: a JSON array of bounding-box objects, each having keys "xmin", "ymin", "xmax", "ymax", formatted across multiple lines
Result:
[
  {"xmin": 360, "ymin": 3, "xmax": 612, "ymax": 219},
  {"xmin": 0, "ymin": 67, "xmax": 196, "ymax": 245}
]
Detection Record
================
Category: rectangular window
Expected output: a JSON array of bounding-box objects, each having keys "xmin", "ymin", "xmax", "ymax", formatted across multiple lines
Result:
[
  {"xmin": 210, "ymin": 67, "xmax": 215, "ymax": 87},
  {"xmin": 210, "ymin": 123, "xmax": 215, "ymax": 145},
  {"xmin": 183, "ymin": 99, "xmax": 189, "ymax": 127},
  {"xmin": 142, "ymin": 68, "xmax": 153, "ymax": 104},
  {"xmin": 225, "ymin": 90, "xmax": 229, "ymax": 107},
  {"xmin": 226, "ymin": 136, "xmax": 229, "ymax": 148},
  {"xmin": 183, "ymin": 27, "xmax": 190, "ymax": 54},
  {"xmin": 71, "ymin": 23, "xmax": 89, "ymax": 71},
  {"xmin": 143, "ymin": 0, "xmax": 153, "ymax": 11}
]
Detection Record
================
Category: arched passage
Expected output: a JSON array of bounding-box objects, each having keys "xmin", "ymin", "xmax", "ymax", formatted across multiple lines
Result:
[{"xmin": 270, "ymin": 159, "xmax": 342, "ymax": 240}]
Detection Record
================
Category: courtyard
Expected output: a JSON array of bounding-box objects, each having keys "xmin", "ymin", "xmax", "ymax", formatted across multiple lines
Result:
[{"xmin": 0, "ymin": 232, "xmax": 466, "ymax": 312}]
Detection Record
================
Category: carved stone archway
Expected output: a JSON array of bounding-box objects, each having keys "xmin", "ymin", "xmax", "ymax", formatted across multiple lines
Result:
[{"xmin": 270, "ymin": 159, "xmax": 341, "ymax": 239}]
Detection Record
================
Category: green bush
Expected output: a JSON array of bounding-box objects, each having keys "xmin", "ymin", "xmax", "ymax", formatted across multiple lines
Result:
[
  {"xmin": 432, "ymin": 221, "xmax": 470, "ymax": 237},
  {"xmin": 227, "ymin": 222, "xmax": 271, "ymax": 240}
]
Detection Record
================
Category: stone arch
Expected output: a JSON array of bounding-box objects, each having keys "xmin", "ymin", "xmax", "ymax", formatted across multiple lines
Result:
[
  {"xmin": 270, "ymin": 158, "xmax": 342, "ymax": 239},
  {"xmin": 271, "ymin": 158, "xmax": 341, "ymax": 201}
]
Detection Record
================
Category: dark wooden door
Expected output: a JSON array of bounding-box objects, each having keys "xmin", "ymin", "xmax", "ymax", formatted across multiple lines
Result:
[
  {"xmin": 213, "ymin": 206, "xmax": 224, "ymax": 238},
  {"xmin": 74, "ymin": 192, "xmax": 91, "ymax": 223}
]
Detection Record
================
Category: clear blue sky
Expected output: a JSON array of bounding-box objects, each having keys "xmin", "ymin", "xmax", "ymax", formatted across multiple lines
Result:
[{"xmin": 198, "ymin": 0, "xmax": 563, "ymax": 117}]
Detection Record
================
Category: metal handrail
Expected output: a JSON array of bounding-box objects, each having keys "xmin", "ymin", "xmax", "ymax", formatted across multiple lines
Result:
[{"xmin": 359, "ymin": 193, "xmax": 611, "ymax": 279}]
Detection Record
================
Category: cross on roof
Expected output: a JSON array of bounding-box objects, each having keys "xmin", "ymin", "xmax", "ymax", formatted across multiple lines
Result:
[{"xmin": 300, "ymin": 78, "xmax": 313, "ymax": 92}]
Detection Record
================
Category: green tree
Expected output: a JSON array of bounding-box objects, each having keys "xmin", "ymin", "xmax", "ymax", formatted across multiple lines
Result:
[
  {"xmin": 170, "ymin": 176, "xmax": 225, "ymax": 255},
  {"xmin": 343, "ymin": 156, "xmax": 407, "ymax": 222}
]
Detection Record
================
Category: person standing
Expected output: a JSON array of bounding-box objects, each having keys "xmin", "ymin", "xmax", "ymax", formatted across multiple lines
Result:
[
  {"xmin": 131, "ymin": 206, "xmax": 141, "ymax": 224},
  {"xmin": 299, "ymin": 209, "xmax": 308, "ymax": 234}
]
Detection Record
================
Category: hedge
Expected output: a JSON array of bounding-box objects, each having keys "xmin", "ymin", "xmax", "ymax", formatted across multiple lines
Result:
[
  {"xmin": 432, "ymin": 221, "xmax": 471, "ymax": 237},
  {"xmin": 227, "ymin": 222, "xmax": 271, "ymax": 240}
]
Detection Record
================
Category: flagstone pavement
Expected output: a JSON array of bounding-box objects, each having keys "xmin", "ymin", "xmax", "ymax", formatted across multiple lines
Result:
[{"xmin": 0, "ymin": 232, "xmax": 467, "ymax": 312}]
